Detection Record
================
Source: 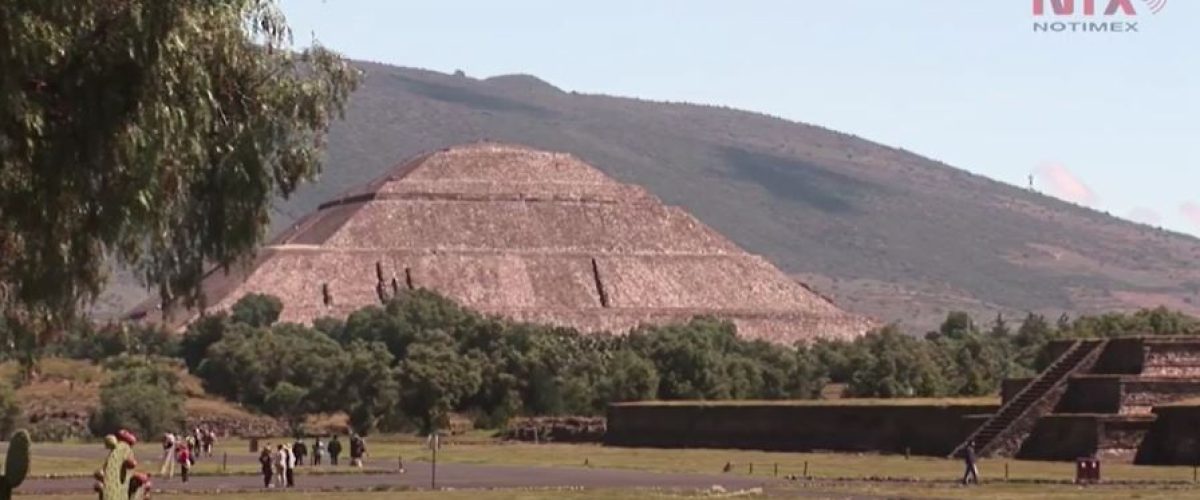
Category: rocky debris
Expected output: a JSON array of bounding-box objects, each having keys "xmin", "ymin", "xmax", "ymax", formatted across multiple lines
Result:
[
  {"xmin": 26, "ymin": 412, "xmax": 91, "ymax": 442},
  {"xmin": 185, "ymin": 415, "xmax": 285, "ymax": 438},
  {"xmin": 503, "ymin": 416, "xmax": 605, "ymax": 443}
]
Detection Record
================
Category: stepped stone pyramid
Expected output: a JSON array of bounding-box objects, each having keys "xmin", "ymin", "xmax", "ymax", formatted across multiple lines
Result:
[{"xmin": 140, "ymin": 143, "xmax": 872, "ymax": 343}]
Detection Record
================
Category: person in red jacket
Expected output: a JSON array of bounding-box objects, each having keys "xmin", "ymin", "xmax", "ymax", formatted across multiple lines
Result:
[{"xmin": 176, "ymin": 444, "xmax": 193, "ymax": 483}]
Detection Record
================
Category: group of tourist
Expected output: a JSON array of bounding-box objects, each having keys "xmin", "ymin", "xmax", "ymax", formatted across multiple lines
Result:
[
  {"xmin": 259, "ymin": 434, "xmax": 369, "ymax": 488},
  {"xmin": 159, "ymin": 428, "xmax": 219, "ymax": 483}
]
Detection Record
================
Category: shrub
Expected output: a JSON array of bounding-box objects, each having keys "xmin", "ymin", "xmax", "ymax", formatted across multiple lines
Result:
[
  {"xmin": 90, "ymin": 357, "xmax": 184, "ymax": 438},
  {"xmin": 230, "ymin": 293, "xmax": 284, "ymax": 327}
]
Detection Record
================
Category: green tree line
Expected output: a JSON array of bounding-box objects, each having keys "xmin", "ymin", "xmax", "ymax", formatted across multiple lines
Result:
[{"xmin": 3, "ymin": 291, "xmax": 1197, "ymax": 436}]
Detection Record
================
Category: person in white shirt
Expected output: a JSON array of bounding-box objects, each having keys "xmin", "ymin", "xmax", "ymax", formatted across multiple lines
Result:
[
  {"xmin": 274, "ymin": 445, "xmax": 287, "ymax": 487},
  {"xmin": 284, "ymin": 444, "xmax": 297, "ymax": 487},
  {"xmin": 160, "ymin": 433, "xmax": 177, "ymax": 478}
]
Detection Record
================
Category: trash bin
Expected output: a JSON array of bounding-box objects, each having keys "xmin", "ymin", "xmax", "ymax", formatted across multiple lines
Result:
[
  {"xmin": 1075, "ymin": 457, "xmax": 1100, "ymax": 483},
  {"xmin": 250, "ymin": 437, "xmax": 260, "ymax": 453}
]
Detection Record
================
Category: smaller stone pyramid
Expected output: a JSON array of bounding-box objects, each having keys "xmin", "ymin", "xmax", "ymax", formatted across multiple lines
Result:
[{"xmin": 136, "ymin": 143, "xmax": 872, "ymax": 343}]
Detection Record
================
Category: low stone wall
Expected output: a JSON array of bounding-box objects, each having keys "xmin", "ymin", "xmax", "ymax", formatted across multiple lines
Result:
[
  {"xmin": 185, "ymin": 415, "xmax": 285, "ymax": 438},
  {"xmin": 504, "ymin": 416, "xmax": 606, "ymax": 443},
  {"xmin": 605, "ymin": 401, "xmax": 997, "ymax": 456}
]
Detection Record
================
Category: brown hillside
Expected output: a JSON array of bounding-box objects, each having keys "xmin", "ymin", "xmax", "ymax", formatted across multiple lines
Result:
[
  {"xmin": 1, "ymin": 359, "xmax": 283, "ymax": 439},
  {"xmin": 95, "ymin": 62, "xmax": 1200, "ymax": 332},
  {"xmin": 134, "ymin": 143, "xmax": 871, "ymax": 343}
]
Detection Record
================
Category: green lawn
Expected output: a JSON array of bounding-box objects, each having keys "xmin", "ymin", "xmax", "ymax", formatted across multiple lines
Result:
[
  {"xmin": 29, "ymin": 436, "xmax": 1200, "ymax": 484},
  {"xmin": 257, "ymin": 438, "xmax": 1200, "ymax": 484}
]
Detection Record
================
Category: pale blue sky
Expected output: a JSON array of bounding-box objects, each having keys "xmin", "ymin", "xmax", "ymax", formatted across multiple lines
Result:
[{"xmin": 281, "ymin": 0, "xmax": 1200, "ymax": 236}]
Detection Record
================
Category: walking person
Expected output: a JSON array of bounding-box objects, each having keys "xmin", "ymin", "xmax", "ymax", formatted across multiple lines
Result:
[
  {"xmin": 327, "ymin": 435, "xmax": 342, "ymax": 466},
  {"xmin": 312, "ymin": 437, "xmax": 324, "ymax": 466},
  {"xmin": 177, "ymin": 444, "xmax": 193, "ymax": 483},
  {"xmin": 202, "ymin": 429, "xmax": 216, "ymax": 457},
  {"xmin": 259, "ymin": 447, "xmax": 274, "ymax": 488},
  {"xmin": 961, "ymin": 440, "xmax": 980, "ymax": 485},
  {"xmin": 160, "ymin": 432, "xmax": 177, "ymax": 478},
  {"xmin": 349, "ymin": 434, "xmax": 366, "ymax": 468}
]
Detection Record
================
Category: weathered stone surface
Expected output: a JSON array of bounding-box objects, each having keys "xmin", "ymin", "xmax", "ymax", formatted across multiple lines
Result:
[
  {"xmin": 184, "ymin": 415, "xmax": 285, "ymax": 439},
  {"xmin": 504, "ymin": 416, "xmax": 606, "ymax": 443},
  {"xmin": 130, "ymin": 143, "xmax": 873, "ymax": 343},
  {"xmin": 1019, "ymin": 414, "xmax": 1155, "ymax": 461},
  {"xmin": 1137, "ymin": 405, "xmax": 1200, "ymax": 464},
  {"xmin": 606, "ymin": 401, "xmax": 997, "ymax": 456}
]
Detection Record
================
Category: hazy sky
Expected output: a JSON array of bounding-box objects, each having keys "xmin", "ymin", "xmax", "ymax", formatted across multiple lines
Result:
[{"xmin": 281, "ymin": 0, "xmax": 1199, "ymax": 236}]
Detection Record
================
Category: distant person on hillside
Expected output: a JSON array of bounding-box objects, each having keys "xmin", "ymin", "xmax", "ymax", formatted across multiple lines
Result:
[
  {"xmin": 349, "ymin": 434, "xmax": 366, "ymax": 468},
  {"xmin": 312, "ymin": 437, "xmax": 325, "ymax": 466},
  {"xmin": 328, "ymin": 435, "xmax": 342, "ymax": 466},
  {"xmin": 961, "ymin": 440, "xmax": 980, "ymax": 485},
  {"xmin": 259, "ymin": 447, "xmax": 274, "ymax": 488},
  {"xmin": 293, "ymin": 438, "xmax": 308, "ymax": 467}
]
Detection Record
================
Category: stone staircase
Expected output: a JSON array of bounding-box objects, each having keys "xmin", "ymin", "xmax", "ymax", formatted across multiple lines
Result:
[{"xmin": 950, "ymin": 339, "xmax": 1108, "ymax": 458}]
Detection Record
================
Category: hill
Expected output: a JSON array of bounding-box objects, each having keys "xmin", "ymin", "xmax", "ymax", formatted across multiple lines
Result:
[
  {"xmin": 0, "ymin": 358, "xmax": 283, "ymax": 440},
  {"xmin": 94, "ymin": 61, "xmax": 1200, "ymax": 332}
]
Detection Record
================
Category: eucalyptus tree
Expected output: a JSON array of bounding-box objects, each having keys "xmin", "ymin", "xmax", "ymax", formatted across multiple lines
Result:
[{"xmin": 0, "ymin": 0, "xmax": 359, "ymax": 364}]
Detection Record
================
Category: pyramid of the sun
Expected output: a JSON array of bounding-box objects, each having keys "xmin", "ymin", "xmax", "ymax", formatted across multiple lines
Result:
[{"xmin": 151, "ymin": 143, "xmax": 872, "ymax": 343}]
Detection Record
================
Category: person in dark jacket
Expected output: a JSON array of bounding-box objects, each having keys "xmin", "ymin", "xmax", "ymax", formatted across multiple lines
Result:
[
  {"xmin": 349, "ymin": 434, "xmax": 366, "ymax": 468},
  {"xmin": 961, "ymin": 440, "xmax": 980, "ymax": 485},
  {"xmin": 292, "ymin": 439, "xmax": 308, "ymax": 467},
  {"xmin": 327, "ymin": 435, "xmax": 342, "ymax": 466},
  {"xmin": 259, "ymin": 447, "xmax": 274, "ymax": 488}
]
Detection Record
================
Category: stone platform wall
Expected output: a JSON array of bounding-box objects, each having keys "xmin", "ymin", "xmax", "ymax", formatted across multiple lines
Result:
[
  {"xmin": 1056, "ymin": 376, "xmax": 1122, "ymax": 413},
  {"xmin": 1001, "ymin": 378, "xmax": 1034, "ymax": 404},
  {"xmin": 605, "ymin": 402, "xmax": 997, "ymax": 456},
  {"xmin": 1136, "ymin": 405, "xmax": 1200, "ymax": 464},
  {"xmin": 1142, "ymin": 340, "xmax": 1200, "ymax": 377},
  {"xmin": 1047, "ymin": 337, "xmax": 1200, "ymax": 378},
  {"xmin": 1019, "ymin": 414, "xmax": 1155, "ymax": 461}
]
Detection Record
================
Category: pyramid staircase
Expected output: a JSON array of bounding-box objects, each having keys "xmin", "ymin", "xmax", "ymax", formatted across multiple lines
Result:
[{"xmin": 950, "ymin": 339, "xmax": 1108, "ymax": 458}]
